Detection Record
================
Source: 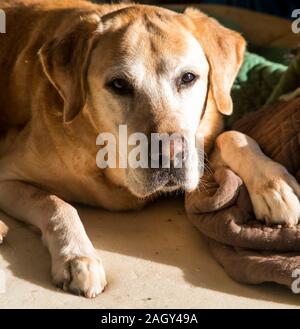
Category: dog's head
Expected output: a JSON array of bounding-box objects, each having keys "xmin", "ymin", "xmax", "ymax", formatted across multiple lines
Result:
[{"xmin": 39, "ymin": 5, "xmax": 245, "ymax": 198}]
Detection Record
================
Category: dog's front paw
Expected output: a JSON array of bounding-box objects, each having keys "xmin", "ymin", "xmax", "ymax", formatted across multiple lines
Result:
[
  {"xmin": 52, "ymin": 255, "xmax": 107, "ymax": 298},
  {"xmin": 248, "ymin": 162, "xmax": 300, "ymax": 226},
  {"xmin": 0, "ymin": 220, "xmax": 8, "ymax": 244}
]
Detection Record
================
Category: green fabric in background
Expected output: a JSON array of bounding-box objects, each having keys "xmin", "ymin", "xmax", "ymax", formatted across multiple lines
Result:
[
  {"xmin": 227, "ymin": 52, "xmax": 287, "ymax": 127},
  {"xmin": 227, "ymin": 51, "xmax": 300, "ymax": 128},
  {"xmin": 267, "ymin": 53, "xmax": 300, "ymax": 105}
]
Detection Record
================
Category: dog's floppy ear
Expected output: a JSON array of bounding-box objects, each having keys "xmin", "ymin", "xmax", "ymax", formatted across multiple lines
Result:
[
  {"xmin": 183, "ymin": 8, "xmax": 246, "ymax": 115},
  {"xmin": 39, "ymin": 14, "xmax": 100, "ymax": 123}
]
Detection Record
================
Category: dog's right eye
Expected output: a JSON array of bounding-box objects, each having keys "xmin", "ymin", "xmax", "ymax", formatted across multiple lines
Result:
[{"xmin": 108, "ymin": 78, "xmax": 134, "ymax": 96}]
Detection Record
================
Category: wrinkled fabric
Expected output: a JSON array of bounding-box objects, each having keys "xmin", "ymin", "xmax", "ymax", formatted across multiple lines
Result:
[{"xmin": 185, "ymin": 97, "xmax": 300, "ymax": 289}]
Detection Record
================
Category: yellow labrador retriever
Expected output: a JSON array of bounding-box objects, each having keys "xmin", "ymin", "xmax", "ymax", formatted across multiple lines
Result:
[{"xmin": 0, "ymin": 0, "xmax": 299, "ymax": 298}]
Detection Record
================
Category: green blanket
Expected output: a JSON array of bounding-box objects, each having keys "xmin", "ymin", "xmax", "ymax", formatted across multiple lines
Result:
[
  {"xmin": 227, "ymin": 51, "xmax": 300, "ymax": 128},
  {"xmin": 267, "ymin": 53, "xmax": 300, "ymax": 104},
  {"xmin": 205, "ymin": 14, "xmax": 300, "ymax": 128}
]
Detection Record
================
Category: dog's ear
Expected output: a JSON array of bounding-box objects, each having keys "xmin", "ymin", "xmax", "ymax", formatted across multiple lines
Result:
[
  {"xmin": 39, "ymin": 14, "xmax": 100, "ymax": 123},
  {"xmin": 183, "ymin": 8, "xmax": 246, "ymax": 115}
]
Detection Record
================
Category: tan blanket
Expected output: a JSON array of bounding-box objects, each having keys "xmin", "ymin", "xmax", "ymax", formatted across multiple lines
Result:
[{"xmin": 185, "ymin": 97, "xmax": 300, "ymax": 288}]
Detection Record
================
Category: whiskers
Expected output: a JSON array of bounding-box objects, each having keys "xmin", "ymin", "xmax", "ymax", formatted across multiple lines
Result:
[{"xmin": 196, "ymin": 152, "xmax": 216, "ymax": 195}]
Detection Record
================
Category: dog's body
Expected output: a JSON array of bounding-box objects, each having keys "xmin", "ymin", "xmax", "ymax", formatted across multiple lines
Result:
[
  {"xmin": 0, "ymin": 0, "xmax": 224, "ymax": 208},
  {"xmin": 0, "ymin": 0, "xmax": 299, "ymax": 297}
]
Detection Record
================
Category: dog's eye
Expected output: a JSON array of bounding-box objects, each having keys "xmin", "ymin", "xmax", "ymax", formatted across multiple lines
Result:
[
  {"xmin": 109, "ymin": 78, "xmax": 133, "ymax": 96},
  {"xmin": 181, "ymin": 72, "xmax": 196, "ymax": 84}
]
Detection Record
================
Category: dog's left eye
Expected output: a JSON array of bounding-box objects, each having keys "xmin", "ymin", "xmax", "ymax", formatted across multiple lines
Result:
[
  {"xmin": 108, "ymin": 78, "xmax": 134, "ymax": 96},
  {"xmin": 181, "ymin": 72, "xmax": 196, "ymax": 84}
]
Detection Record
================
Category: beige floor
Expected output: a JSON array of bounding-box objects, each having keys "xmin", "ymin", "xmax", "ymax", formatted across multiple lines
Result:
[{"xmin": 0, "ymin": 197, "xmax": 300, "ymax": 309}]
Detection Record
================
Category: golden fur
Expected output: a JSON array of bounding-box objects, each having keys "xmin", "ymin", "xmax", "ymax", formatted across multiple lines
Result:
[{"xmin": 3, "ymin": 1, "xmax": 283, "ymax": 298}]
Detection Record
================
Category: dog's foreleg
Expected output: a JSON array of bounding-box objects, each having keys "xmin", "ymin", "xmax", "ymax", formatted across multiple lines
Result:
[
  {"xmin": 213, "ymin": 130, "xmax": 300, "ymax": 226},
  {"xmin": 0, "ymin": 180, "xmax": 107, "ymax": 297}
]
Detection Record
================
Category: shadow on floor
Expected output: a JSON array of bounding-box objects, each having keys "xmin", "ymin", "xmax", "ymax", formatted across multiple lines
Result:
[{"xmin": 1, "ymin": 196, "xmax": 300, "ymax": 307}]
